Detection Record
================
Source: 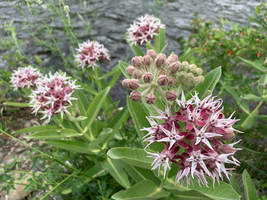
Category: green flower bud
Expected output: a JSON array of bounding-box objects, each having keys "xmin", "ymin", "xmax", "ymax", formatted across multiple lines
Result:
[
  {"xmin": 189, "ymin": 64, "xmax": 197, "ymax": 72},
  {"xmin": 195, "ymin": 68, "xmax": 203, "ymax": 75}
]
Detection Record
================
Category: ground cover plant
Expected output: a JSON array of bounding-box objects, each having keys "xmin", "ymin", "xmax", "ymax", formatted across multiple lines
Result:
[{"xmin": 0, "ymin": 1, "xmax": 266, "ymax": 200}]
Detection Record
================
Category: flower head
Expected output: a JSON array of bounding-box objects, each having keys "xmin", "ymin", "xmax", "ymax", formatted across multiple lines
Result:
[
  {"xmin": 127, "ymin": 15, "xmax": 165, "ymax": 45},
  {"xmin": 122, "ymin": 50, "xmax": 204, "ymax": 104},
  {"xmin": 29, "ymin": 72, "xmax": 80, "ymax": 122},
  {"xmin": 10, "ymin": 66, "xmax": 41, "ymax": 90},
  {"xmin": 142, "ymin": 92, "xmax": 241, "ymax": 186},
  {"xmin": 75, "ymin": 40, "xmax": 110, "ymax": 69}
]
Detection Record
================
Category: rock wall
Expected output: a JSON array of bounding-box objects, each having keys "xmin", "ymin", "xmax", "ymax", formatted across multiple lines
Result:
[{"xmin": 0, "ymin": 0, "xmax": 262, "ymax": 102}]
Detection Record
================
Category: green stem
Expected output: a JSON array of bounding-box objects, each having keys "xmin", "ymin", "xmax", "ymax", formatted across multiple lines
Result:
[
  {"xmin": 241, "ymin": 100, "xmax": 263, "ymax": 128},
  {"xmin": 94, "ymin": 67, "xmax": 103, "ymax": 91},
  {"xmin": 74, "ymin": 121, "xmax": 83, "ymax": 132},
  {"xmin": 88, "ymin": 127, "xmax": 95, "ymax": 141},
  {"xmin": 40, "ymin": 172, "xmax": 74, "ymax": 200}
]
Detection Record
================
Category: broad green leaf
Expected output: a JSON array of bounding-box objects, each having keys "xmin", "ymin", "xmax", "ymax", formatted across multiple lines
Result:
[
  {"xmin": 124, "ymin": 165, "xmax": 161, "ymax": 185},
  {"xmin": 15, "ymin": 125, "xmax": 57, "ymax": 134},
  {"xmin": 107, "ymin": 147, "xmax": 153, "ymax": 169},
  {"xmin": 130, "ymin": 44, "xmax": 144, "ymax": 56},
  {"xmin": 4, "ymin": 102, "xmax": 31, "ymax": 107},
  {"xmin": 85, "ymin": 162, "xmax": 107, "ymax": 178},
  {"xmin": 127, "ymin": 97, "xmax": 150, "ymax": 137},
  {"xmin": 223, "ymin": 85, "xmax": 250, "ymax": 114},
  {"xmin": 82, "ymin": 87, "xmax": 110, "ymax": 129},
  {"xmin": 192, "ymin": 179, "xmax": 240, "ymax": 200},
  {"xmin": 134, "ymin": 167, "xmax": 161, "ymax": 185},
  {"xmin": 112, "ymin": 180, "xmax": 169, "ymax": 200},
  {"xmin": 164, "ymin": 177, "xmax": 240, "ymax": 200},
  {"xmin": 230, "ymin": 175, "xmax": 241, "ymax": 195},
  {"xmin": 44, "ymin": 140, "xmax": 101, "ymax": 155},
  {"xmin": 192, "ymin": 66, "xmax": 222, "ymax": 99},
  {"xmin": 110, "ymin": 107, "xmax": 130, "ymax": 130},
  {"xmin": 173, "ymin": 190, "xmax": 211, "ymax": 200},
  {"xmin": 25, "ymin": 129, "xmax": 82, "ymax": 140},
  {"xmin": 124, "ymin": 165, "xmax": 146, "ymax": 183},
  {"xmin": 242, "ymin": 170, "xmax": 258, "ymax": 200},
  {"xmin": 242, "ymin": 94, "xmax": 261, "ymax": 101},
  {"xmin": 238, "ymin": 57, "xmax": 267, "ymax": 73},
  {"xmin": 103, "ymin": 158, "xmax": 130, "ymax": 188}
]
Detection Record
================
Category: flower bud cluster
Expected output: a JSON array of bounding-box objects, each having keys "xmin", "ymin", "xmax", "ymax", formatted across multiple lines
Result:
[
  {"xmin": 122, "ymin": 50, "xmax": 204, "ymax": 104},
  {"xmin": 75, "ymin": 40, "xmax": 110, "ymax": 69},
  {"xmin": 10, "ymin": 66, "xmax": 41, "ymax": 90},
  {"xmin": 127, "ymin": 15, "xmax": 165, "ymax": 45},
  {"xmin": 177, "ymin": 61, "xmax": 204, "ymax": 88},
  {"xmin": 29, "ymin": 72, "xmax": 80, "ymax": 122},
  {"xmin": 142, "ymin": 92, "xmax": 241, "ymax": 186}
]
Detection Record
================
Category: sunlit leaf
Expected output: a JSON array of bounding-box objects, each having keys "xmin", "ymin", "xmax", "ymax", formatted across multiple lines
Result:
[
  {"xmin": 103, "ymin": 158, "xmax": 130, "ymax": 188},
  {"xmin": 107, "ymin": 147, "xmax": 153, "ymax": 169},
  {"xmin": 242, "ymin": 170, "xmax": 258, "ymax": 200},
  {"xmin": 112, "ymin": 180, "xmax": 169, "ymax": 200}
]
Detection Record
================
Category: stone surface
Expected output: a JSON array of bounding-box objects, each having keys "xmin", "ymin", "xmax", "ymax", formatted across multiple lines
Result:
[
  {"xmin": 0, "ymin": 0, "xmax": 263, "ymax": 103},
  {"xmin": 5, "ymin": 174, "xmax": 30, "ymax": 200}
]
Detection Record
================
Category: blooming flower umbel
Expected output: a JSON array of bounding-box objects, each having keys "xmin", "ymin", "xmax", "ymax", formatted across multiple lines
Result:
[
  {"xmin": 127, "ymin": 15, "xmax": 165, "ymax": 45},
  {"xmin": 29, "ymin": 72, "xmax": 80, "ymax": 122},
  {"xmin": 142, "ymin": 92, "xmax": 242, "ymax": 186},
  {"xmin": 10, "ymin": 66, "xmax": 41, "ymax": 90},
  {"xmin": 76, "ymin": 40, "xmax": 110, "ymax": 69}
]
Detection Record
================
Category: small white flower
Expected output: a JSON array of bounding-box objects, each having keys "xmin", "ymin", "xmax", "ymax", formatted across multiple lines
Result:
[
  {"xmin": 75, "ymin": 40, "xmax": 110, "ymax": 69},
  {"xmin": 127, "ymin": 15, "xmax": 165, "ymax": 45},
  {"xmin": 147, "ymin": 152, "xmax": 170, "ymax": 178},
  {"xmin": 158, "ymin": 123, "xmax": 184, "ymax": 149},
  {"xmin": 10, "ymin": 66, "xmax": 41, "ymax": 90},
  {"xmin": 194, "ymin": 125, "xmax": 222, "ymax": 150}
]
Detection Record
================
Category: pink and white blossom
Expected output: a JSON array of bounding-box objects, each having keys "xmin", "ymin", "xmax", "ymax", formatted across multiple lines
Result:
[
  {"xmin": 142, "ymin": 92, "xmax": 242, "ymax": 186},
  {"xmin": 29, "ymin": 72, "xmax": 80, "ymax": 122},
  {"xmin": 127, "ymin": 15, "xmax": 165, "ymax": 45},
  {"xmin": 75, "ymin": 40, "xmax": 110, "ymax": 69},
  {"xmin": 10, "ymin": 66, "xmax": 41, "ymax": 90}
]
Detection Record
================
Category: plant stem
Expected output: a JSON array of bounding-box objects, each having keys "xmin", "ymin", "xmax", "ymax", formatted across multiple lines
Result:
[
  {"xmin": 241, "ymin": 100, "xmax": 263, "ymax": 128},
  {"xmin": 40, "ymin": 172, "xmax": 74, "ymax": 200},
  {"xmin": 94, "ymin": 67, "xmax": 103, "ymax": 91}
]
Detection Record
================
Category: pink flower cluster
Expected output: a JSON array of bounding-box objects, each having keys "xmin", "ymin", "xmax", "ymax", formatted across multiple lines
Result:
[
  {"xmin": 127, "ymin": 15, "xmax": 165, "ymax": 45},
  {"xmin": 10, "ymin": 66, "xmax": 41, "ymax": 90},
  {"xmin": 76, "ymin": 40, "xmax": 110, "ymax": 69},
  {"xmin": 142, "ymin": 92, "xmax": 241, "ymax": 186},
  {"xmin": 29, "ymin": 72, "xmax": 80, "ymax": 122}
]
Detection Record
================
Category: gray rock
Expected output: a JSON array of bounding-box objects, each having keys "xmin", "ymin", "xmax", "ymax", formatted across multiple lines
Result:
[{"xmin": 0, "ymin": 0, "xmax": 262, "ymax": 103}]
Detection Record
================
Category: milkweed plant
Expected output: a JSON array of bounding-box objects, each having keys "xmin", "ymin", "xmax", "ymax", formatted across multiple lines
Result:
[{"xmin": 3, "ymin": 14, "xmax": 253, "ymax": 200}]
